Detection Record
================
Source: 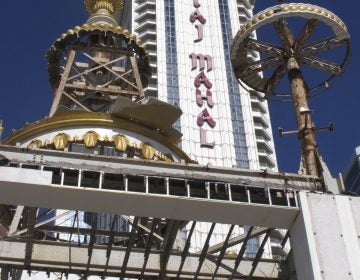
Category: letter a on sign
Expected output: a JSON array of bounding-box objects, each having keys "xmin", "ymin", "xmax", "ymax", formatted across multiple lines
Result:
[
  {"xmin": 197, "ymin": 108, "xmax": 216, "ymax": 127},
  {"xmin": 193, "ymin": 0, "xmax": 200, "ymax": 8},
  {"xmin": 190, "ymin": 9, "xmax": 206, "ymax": 24},
  {"xmin": 194, "ymin": 72, "xmax": 213, "ymax": 89}
]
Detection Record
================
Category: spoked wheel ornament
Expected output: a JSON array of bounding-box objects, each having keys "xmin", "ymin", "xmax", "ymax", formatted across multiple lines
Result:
[
  {"xmin": 231, "ymin": 3, "xmax": 350, "ymax": 178},
  {"xmin": 231, "ymin": 3, "xmax": 350, "ymax": 99}
]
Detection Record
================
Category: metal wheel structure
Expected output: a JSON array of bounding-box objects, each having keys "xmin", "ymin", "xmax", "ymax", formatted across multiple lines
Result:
[
  {"xmin": 231, "ymin": 3, "xmax": 350, "ymax": 177},
  {"xmin": 231, "ymin": 3, "xmax": 350, "ymax": 99}
]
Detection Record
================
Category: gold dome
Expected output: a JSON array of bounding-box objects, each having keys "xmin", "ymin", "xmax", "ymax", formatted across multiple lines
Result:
[{"xmin": 84, "ymin": 0, "xmax": 124, "ymax": 16}]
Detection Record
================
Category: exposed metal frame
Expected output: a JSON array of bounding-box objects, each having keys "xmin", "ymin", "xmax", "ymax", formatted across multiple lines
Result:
[
  {"xmin": 0, "ymin": 241, "xmax": 284, "ymax": 279},
  {"xmin": 0, "ymin": 145, "xmax": 322, "ymax": 191},
  {"xmin": 231, "ymin": 3, "xmax": 351, "ymax": 178},
  {"xmin": 0, "ymin": 144, "xmax": 306, "ymax": 278},
  {"xmin": 49, "ymin": 45, "xmax": 146, "ymax": 117},
  {"xmin": 231, "ymin": 3, "xmax": 350, "ymax": 99}
]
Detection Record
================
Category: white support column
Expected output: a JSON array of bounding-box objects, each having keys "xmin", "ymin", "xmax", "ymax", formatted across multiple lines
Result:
[{"xmin": 291, "ymin": 192, "xmax": 360, "ymax": 280}]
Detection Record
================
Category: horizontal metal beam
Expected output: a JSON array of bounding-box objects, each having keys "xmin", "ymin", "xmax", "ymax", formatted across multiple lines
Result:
[
  {"xmin": 36, "ymin": 225, "xmax": 131, "ymax": 239},
  {"xmin": 0, "ymin": 241, "xmax": 282, "ymax": 279},
  {"xmin": 0, "ymin": 145, "xmax": 321, "ymax": 191},
  {"xmin": 207, "ymin": 227, "xmax": 269, "ymax": 254},
  {"xmin": 0, "ymin": 179, "xmax": 299, "ymax": 229}
]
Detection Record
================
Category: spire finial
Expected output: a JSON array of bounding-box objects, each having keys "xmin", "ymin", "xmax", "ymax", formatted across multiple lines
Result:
[
  {"xmin": 84, "ymin": 0, "xmax": 124, "ymax": 24},
  {"xmin": 0, "ymin": 120, "xmax": 4, "ymax": 142}
]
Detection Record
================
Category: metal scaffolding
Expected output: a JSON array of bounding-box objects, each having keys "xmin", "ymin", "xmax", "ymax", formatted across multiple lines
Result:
[{"xmin": 0, "ymin": 145, "xmax": 315, "ymax": 279}]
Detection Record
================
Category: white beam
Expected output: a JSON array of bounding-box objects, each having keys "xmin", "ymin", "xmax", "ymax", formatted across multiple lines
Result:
[{"xmin": 0, "ymin": 179, "xmax": 298, "ymax": 229}]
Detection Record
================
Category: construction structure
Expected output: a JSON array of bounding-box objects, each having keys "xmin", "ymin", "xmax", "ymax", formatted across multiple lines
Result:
[{"xmin": 0, "ymin": 1, "xmax": 359, "ymax": 280}]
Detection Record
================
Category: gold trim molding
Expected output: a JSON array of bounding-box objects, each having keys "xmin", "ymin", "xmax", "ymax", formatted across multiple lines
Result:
[
  {"xmin": 4, "ymin": 112, "xmax": 192, "ymax": 163},
  {"xmin": 85, "ymin": 0, "xmax": 124, "ymax": 16},
  {"xmin": 27, "ymin": 131, "xmax": 174, "ymax": 163}
]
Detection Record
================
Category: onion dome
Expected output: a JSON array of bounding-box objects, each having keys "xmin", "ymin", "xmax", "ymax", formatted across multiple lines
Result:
[{"xmin": 84, "ymin": 0, "xmax": 125, "ymax": 25}]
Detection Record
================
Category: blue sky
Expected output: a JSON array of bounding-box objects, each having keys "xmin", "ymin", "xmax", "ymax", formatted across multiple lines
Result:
[{"xmin": 0, "ymin": 1, "xmax": 358, "ymax": 175}]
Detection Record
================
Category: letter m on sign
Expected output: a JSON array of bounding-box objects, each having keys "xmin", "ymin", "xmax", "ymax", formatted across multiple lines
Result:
[{"xmin": 190, "ymin": 53, "xmax": 213, "ymax": 72}]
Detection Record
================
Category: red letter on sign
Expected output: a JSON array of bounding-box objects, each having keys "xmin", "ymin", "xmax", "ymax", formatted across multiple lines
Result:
[
  {"xmin": 194, "ymin": 72, "xmax": 213, "ymax": 89},
  {"xmin": 193, "ymin": 0, "xmax": 200, "ymax": 8},
  {"xmin": 190, "ymin": 53, "xmax": 213, "ymax": 72},
  {"xmin": 196, "ymin": 89, "xmax": 214, "ymax": 107},
  {"xmin": 200, "ymin": 128, "xmax": 215, "ymax": 148},
  {"xmin": 194, "ymin": 24, "xmax": 204, "ymax": 42},
  {"xmin": 197, "ymin": 108, "xmax": 216, "ymax": 127},
  {"xmin": 190, "ymin": 9, "xmax": 206, "ymax": 24}
]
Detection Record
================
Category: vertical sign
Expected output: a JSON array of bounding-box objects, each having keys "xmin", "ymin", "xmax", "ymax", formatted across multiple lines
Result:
[{"xmin": 189, "ymin": 0, "xmax": 215, "ymax": 148}]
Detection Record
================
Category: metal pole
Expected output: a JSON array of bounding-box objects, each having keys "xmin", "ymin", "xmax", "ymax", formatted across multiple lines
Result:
[
  {"xmin": 287, "ymin": 56, "xmax": 320, "ymax": 177},
  {"xmin": 1, "ymin": 267, "xmax": 9, "ymax": 280},
  {"xmin": 0, "ymin": 120, "xmax": 3, "ymax": 143},
  {"xmin": 276, "ymin": 19, "xmax": 321, "ymax": 177}
]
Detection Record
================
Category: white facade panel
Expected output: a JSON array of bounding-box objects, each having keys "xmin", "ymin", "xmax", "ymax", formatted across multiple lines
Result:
[
  {"xmin": 174, "ymin": 0, "xmax": 237, "ymax": 167},
  {"xmin": 291, "ymin": 192, "xmax": 360, "ymax": 280},
  {"xmin": 133, "ymin": 0, "xmax": 277, "ymax": 170},
  {"xmin": 155, "ymin": 0, "xmax": 168, "ymax": 102}
]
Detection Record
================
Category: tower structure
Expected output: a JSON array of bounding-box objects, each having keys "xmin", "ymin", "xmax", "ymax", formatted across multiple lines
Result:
[
  {"xmin": 48, "ymin": 0, "xmax": 150, "ymax": 117},
  {"xmin": 0, "ymin": 2, "xmax": 194, "ymax": 277},
  {"xmin": 132, "ymin": 0, "xmax": 277, "ymax": 170}
]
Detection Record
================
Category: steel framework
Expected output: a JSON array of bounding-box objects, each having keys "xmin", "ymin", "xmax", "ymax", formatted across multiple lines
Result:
[
  {"xmin": 47, "ymin": 25, "xmax": 151, "ymax": 117},
  {"xmin": 0, "ymin": 145, "xmax": 319, "ymax": 279},
  {"xmin": 231, "ymin": 3, "xmax": 350, "ymax": 178}
]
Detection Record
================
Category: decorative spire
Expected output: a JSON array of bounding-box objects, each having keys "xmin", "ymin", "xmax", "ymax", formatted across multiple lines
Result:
[
  {"xmin": 0, "ymin": 120, "xmax": 3, "ymax": 142},
  {"xmin": 84, "ymin": 0, "xmax": 124, "ymax": 25}
]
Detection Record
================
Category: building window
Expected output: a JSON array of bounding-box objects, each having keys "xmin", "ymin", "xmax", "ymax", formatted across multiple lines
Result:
[
  {"xmin": 218, "ymin": 0, "xmax": 249, "ymax": 168},
  {"xmin": 164, "ymin": 0, "xmax": 181, "ymax": 130}
]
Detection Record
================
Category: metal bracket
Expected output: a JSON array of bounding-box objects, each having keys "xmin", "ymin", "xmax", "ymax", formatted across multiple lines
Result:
[{"xmin": 279, "ymin": 122, "xmax": 334, "ymax": 137}]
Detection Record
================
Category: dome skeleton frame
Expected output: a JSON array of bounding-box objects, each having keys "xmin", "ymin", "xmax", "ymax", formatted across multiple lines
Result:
[{"xmin": 48, "ymin": 25, "xmax": 151, "ymax": 117}]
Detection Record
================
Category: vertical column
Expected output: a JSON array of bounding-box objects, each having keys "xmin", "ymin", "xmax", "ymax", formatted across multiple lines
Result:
[
  {"xmin": 0, "ymin": 120, "xmax": 3, "ymax": 143},
  {"xmin": 1, "ymin": 267, "xmax": 9, "ymax": 280},
  {"xmin": 287, "ymin": 57, "xmax": 320, "ymax": 177}
]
